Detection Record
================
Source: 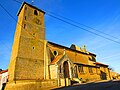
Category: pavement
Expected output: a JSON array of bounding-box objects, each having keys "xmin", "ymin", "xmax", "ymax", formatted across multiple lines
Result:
[{"xmin": 52, "ymin": 80, "xmax": 120, "ymax": 90}]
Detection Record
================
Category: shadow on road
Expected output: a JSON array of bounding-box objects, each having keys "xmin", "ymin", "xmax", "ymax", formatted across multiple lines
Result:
[{"xmin": 52, "ymin": 80, "xmax": 120, "ymax": 90}]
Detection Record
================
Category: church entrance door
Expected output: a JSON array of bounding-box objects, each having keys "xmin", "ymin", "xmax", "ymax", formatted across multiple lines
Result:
[{"xmin": 63, "ymin": 61, "xmax": 71, "ymax": 86}]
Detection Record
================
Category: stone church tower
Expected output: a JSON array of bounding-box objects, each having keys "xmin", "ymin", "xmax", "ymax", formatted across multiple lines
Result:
[
  {"xmin": 5, "ymin": 1, "xmax": 110, "ymax": 90},
  {"xmin": 5, "ymin": 2, "xmax": 54, "ymax": 90}
]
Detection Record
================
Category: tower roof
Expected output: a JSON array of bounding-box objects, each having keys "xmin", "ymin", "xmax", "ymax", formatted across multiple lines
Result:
[{"xmin": 17, "ymin": 1, "xmax": 45, "ymax": 16}]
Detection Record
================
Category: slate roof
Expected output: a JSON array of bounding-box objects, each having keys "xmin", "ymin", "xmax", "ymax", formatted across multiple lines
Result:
[
  {"xmin": 48, "ymin": 41, "xmax": 96, "ymax": 56},
  {"xmin": 17, "ymin": 1, "xmax": 45, "ymax": 16},
  {"xmin": 51, "ymin": 55, "xmax": 63, "ymax": 64}
]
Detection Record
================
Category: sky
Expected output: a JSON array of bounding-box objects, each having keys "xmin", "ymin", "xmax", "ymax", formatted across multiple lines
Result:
[{"xmin": 0, "ymin": 0, "xmax": 120, "ymax": 73}]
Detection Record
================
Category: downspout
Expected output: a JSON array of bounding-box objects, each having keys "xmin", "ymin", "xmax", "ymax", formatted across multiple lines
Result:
[
  {"xmin": 44, "ymin": 40, "xmax": 47, "ymax": 80},
  {"xmin": 57, "ymin": 65, "xmax": 59, "ymax": 86}
]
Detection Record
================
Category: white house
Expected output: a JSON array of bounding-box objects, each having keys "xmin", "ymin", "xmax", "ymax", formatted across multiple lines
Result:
[{"xmin": 0, "ymin": 70, "xmax": 8, "ymax": 90}]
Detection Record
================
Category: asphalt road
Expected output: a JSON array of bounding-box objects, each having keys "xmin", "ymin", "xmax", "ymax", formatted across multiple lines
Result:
[{"xmin": 53, "ymin": 80, "xmax": 120, "ymax": 90}]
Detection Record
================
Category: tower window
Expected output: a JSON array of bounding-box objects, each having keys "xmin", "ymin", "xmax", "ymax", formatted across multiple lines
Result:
[
  {"xmin": 25, "ymin": 7, "xmax": 27, "ymax": 10},
  {"xmin": 23, "ymin": 24, "xmax": 26, "ymax": 29},
  {"xmin": 24, "ymin": 16, "xmax": 27, "ymax": 20},
  {"xmin": 33, "ymin": 33, "xmax": 35, "ymax": 36},
  {"xmin": 34, "ymin": 10, "xmax": 38, "ymax": 15},
  {"xmin": 33, "ymin": 47, "xmax": 35, "ymax": 49}
]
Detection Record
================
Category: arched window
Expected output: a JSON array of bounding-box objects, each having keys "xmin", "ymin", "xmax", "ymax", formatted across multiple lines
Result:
[
  {"xmin": 23, "ymin": 24, "xmax": 26, "ymax": 29},
  {"xmin": 24, "ymin": 16, "xmax": 27, "ymax": 20},
  {"xmin": 34, "ymin": 10, "xmax": 38, "ymax": 15},
  {"xmin": 25, "ymin": 7, "xmax": 27, "ymax": 10},
  {"xmin": 59, "ymin": 65, "xmax": 62, "ymax": 73},
  {"xmin": 74, "ymin": 66, "xmax": 78, "ymax": 78}
]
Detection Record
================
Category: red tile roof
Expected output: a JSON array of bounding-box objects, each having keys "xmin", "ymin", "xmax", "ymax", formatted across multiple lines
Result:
[
  {"xmin": 95, "ymin": 62, "xmax": 108, "ymax": 66},
  {"xmin": 0, "ymin": 69, "xmax": 8, "ymax": 74},
  {"xmin": 51, "ymin": 55, "xmax": 63, "ymax": 64}
]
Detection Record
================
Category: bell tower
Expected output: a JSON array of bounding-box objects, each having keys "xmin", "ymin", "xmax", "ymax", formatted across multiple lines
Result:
[{"xmin": 8, "ymin": 2, "xmax": 46, "ymax": 82}]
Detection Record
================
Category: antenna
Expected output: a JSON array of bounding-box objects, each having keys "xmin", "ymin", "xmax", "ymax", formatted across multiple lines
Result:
[{"xmin": 31, "ymin": 0, "xmax": 34, "ymax": 5}]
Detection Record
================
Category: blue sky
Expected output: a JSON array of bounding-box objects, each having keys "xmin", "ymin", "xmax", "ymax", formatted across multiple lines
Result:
[{"xmin": 0, "ymin": 0, "xmax": 120, "ymax": 73}]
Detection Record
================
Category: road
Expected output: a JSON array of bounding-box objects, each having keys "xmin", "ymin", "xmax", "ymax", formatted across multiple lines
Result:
[{"xmin": 53, "ymin": 80, "xmax": 120, "ymax": 90}]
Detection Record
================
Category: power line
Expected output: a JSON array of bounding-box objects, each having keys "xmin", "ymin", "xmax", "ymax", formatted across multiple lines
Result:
[
  {"xmin": 13, "ymin": 0, "xmax": 22, "ymax": 4},
  {"xmin": 0, "ymin": 2, "xmax": 120, "ymax": 63},
  {"xmin": 46, "ymin": 13, "xmax": 120, "ymax": 45},
  {"xmin": 0, "ymin": 40, "xmax": 11, "ymax": 51},
  {"xmin": 0, "ymin": 2, "xmax": 17, "ymax": 22},
  {"xmin": 0, "ymin": 0, "xmax": 120, "ymax": 44},
  {"xmin": 101, "ymin": 53, "xmax": 120, "ymax": 60},
  {"xmin": 14, "ymin": 0, "xmax": 120, "ymax": 44},
  {"xmin": 45, "ymin": 11, "xmax": 120, "ymax": 40},
  {"xmin": 13, "ymin": 0, "xmax": 120, "ymax": 41},
  {"xmin": 0, "ymin": 3, "xmax": 44, "ymax": 45}
]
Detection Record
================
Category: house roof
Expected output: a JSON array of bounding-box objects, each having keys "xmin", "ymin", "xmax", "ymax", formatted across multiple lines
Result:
[
  {"xmin": 51, "ymin": 55, "xmax": 63, "ymax": 64},
  {"xmin": 48, "ymin": 41, "xmax": 96, "ymax": 56},
  {"xmin": 74, "ymin": 63, "xmax": 99, "ymax": 68},
  {"xmin": 95, "ymin": 62, "xmax": 108, "ymax": 66},
  {"xmin": 17, "ymin": 1, "xmax": 45, "ymax": 16},
  {"xmin": 0, "ymin": 69, "xmax": 8, "ymax": 74}
]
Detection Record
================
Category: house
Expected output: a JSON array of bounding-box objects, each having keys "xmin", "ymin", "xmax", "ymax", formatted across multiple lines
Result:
[
  {"xmin": 95, "ymin": 62, "xmax": 111, "ymax": 80},
  {"xmin": 110, "ymin": 71, "xmax": 119, "ymax": 79},
  {"xmin": 0, "ymin": 69, "xmax": 8, "ymax": 90},
  {"xmin": 5, "ymin": 2, "xmax": 111, "ymax": 90}
]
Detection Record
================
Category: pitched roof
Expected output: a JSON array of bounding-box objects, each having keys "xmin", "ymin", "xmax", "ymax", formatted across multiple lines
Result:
[
  {"xmin": 95, "ymin": 62, "xmax": 108, "ymax": 66},
  {"xmin": 48, "ymin": 41, "xmax": 96, "ymax": 56},
  {"xmin": 0, "ymin": 69, "xmax": 8, "ymax": 74},
  {"xmin": 17, "ymin": 2, "xmax": 45, "ymax": 16},
  {"xmin": 51, "ymin": 55, "xmax": 63, "ymax": 64},
  {"xmin": 74, "ymin": 63, "xmax": 99, "ymax": 68}
]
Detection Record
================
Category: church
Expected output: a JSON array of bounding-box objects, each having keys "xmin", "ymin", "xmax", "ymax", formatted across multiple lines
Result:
[{"xmin": 5, "ymin": 2, "xmax": 111, "ymax": 90}]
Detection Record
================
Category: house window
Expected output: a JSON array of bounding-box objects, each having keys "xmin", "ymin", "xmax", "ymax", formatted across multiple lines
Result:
[
  {"xmin": 88, "ymin": 67, "xmax": 93, "ymax": 73},
  {"xmin": 74, "ymin": 66, "xmax": 78, "ymax": 78},
  {"xmin": 34, "ymin": 10, "xmax": 38, "ymax": 15},
  {"xmin": 78, "ymin": 65, "xmax": 84, "ymax": 73},
  {"xmin": 89, "ymin": 56, "xmax": 96, "ymax": 62}
]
